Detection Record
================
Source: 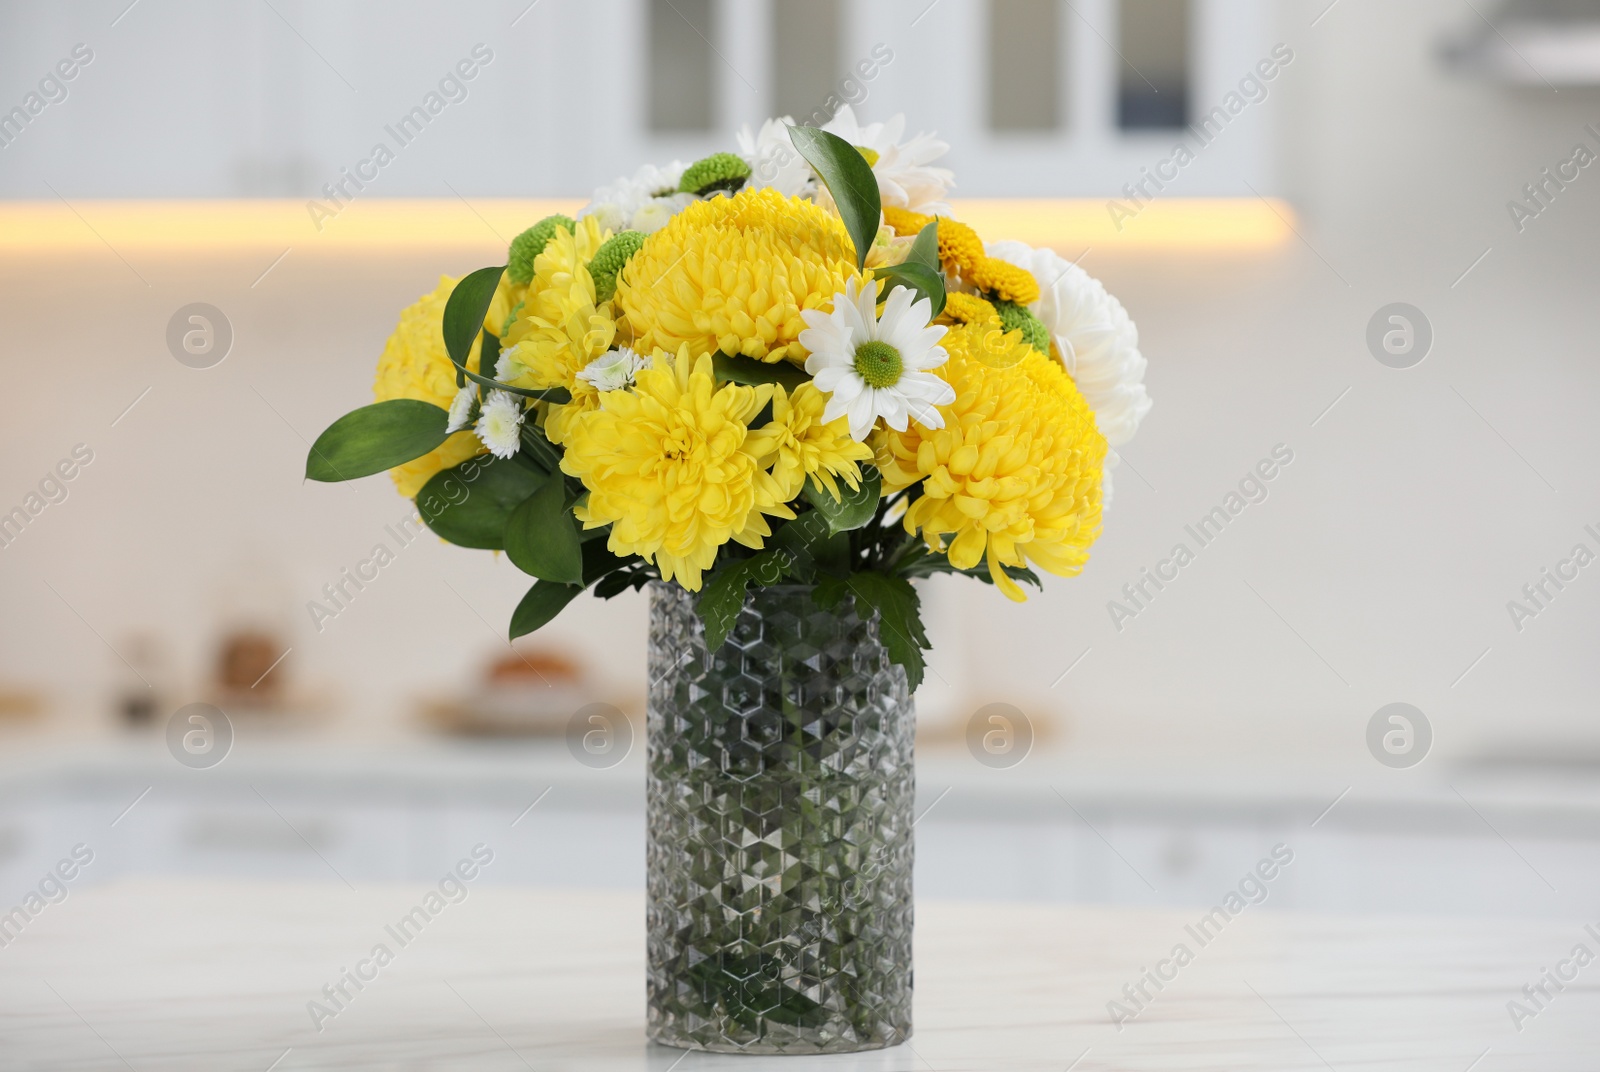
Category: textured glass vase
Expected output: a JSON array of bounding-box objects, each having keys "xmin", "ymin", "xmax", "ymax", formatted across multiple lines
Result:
[{"xmin": 646, "ymin": 582, "xmax": 915, "ymax": 1054}]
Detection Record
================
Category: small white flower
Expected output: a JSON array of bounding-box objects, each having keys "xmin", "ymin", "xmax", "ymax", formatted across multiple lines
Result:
[
  {"xmin": 586, "ymin": 202, "xmax": 628, "ymax": 234},
  {"xmin": 631, "ymin": 193, "xmax": 697, "ymax": 234},
  {"xmin": 579, "ymin": 161, "xmax": 688, "ymax": 233},
  {"xmin": 445, "ymin": 385, "xmax": 476, "ymax": 434},
  {"xmin": 495, "ymin": 344, "xmax": 528, "ymax": 384},
  {"xmin": 475, "ymin": 390, "xmax": 524, "ymax": 460},
  {"xmin": 737, "ymin": 116, "xmax": 815, "ymax": 198},
  {"xmin": 800, "ymin": 277, "xmax": 954, "ymax": 442},
  {"xmin": 577, "ymin": 346, "xmax": 649, "ymax": 392},
  {"xmin": 821, "ymin": 105, "xmax": 955, "ymax": 215}
]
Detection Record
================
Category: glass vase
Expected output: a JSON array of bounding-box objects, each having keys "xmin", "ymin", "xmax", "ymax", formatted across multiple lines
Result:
[{"xmin": 645, "ymin": 581, "xmax": 915, "ymax": 1054}]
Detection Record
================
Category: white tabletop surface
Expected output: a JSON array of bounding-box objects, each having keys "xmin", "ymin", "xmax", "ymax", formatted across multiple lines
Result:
[{"xmin": 0, "ymin": 878, "xmax": 1594, "ymax": 1071}]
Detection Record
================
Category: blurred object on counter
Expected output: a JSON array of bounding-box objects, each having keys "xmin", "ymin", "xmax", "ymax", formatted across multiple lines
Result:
[
  {"xmin": 213, "ymin": 629, "xmax": 289, "ymax": 707},
  {"xmin": 424, "ymin": 648, "xmax": 594, "ymax": 736},
  {"xmin": 198, "ymin": 630, "xmax": 332, "ymax": 732},
  {"xmin": 115, "ymin": 631, "xmax": 171, "ymax": 727},
  {"xmin": 0, "ymin": 685, "xmax": 47, "ymax": 723}
]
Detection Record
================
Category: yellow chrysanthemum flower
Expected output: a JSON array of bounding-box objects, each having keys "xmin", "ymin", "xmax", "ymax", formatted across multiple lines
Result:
[
  {"xmin": 882, "ymin": 206, "xmax": 985, "ymax": 275},
  {"xmin": 372, "ymin": 275, "xmax": 486, "ymax": 499},
  {"xmin": 617, "ymin": 188, "xmax": 860, "ymax": 364},
  {"xmin": 940, "ymin": 291, "xmax": 999, "ymax": 327},
  {"xmin": 966, "ymin": 257, "xmax": 1041, "ymax": 306},
  {"xmin": 747, "ymin": 382, "xmax": 875, "ymax": 502},
  {"xmin": 560, "ymin": 346, "xmax": 795, "ymax": 591},
  {"xmin": 881, "ymin": 206, "xmax": 1041, "ymax": 306},
  {"xmin": 502, "ymin": 217, "xmax": 617, "ymax": 444},
  {"xmin": 875, "ymin": 323, "xmax": 1106, "ymax": 601}
]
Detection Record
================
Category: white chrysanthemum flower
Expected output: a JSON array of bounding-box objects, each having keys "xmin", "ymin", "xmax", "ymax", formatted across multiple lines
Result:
[
  {"xmin": 631, "ymin": 193, "xmax": 698, "ymax": 234},
  {"xmin": 737, "ymin": 116, "xmax": 815, "ymax": 198},
  {"xmin": 579, "ymin": 161, "xmax": 690, "ymax": 233},
  {"xmin": 585, "ymin": 202, "xmax": 628, "ymax": 234},
  {"xmin": 821, "ymin": 105, "xmax": 955, "ymax": 215},
  {"xmin": 576, "ymin": 346, "xmax": 649, "ymax": 392},
  {"xmin": 474, "ymin": 390, "xmax": 524, "ymax": 460},
  {"xmin": 800, "ymin": 277, "xmax": 954, "ymax": 442},
  {"xmin": 445, "ymin": 384, "xmax": 476, "ymax": 434},
  {"xmin": 495, "ymin": 344, "xmax": 529, "ymax": 384},
  {"xmin": 986, "ymin": 240, "xmax": 1153, "ymax": 505}
]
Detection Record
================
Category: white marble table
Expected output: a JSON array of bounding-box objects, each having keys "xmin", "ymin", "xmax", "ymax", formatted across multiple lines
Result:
[{"xmin": 0, "ymin": 879, "xmax": 1593, "ymax": 1070}]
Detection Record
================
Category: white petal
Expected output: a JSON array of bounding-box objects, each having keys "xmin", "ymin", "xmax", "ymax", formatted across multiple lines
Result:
[
  {"xmin": 811, "ymin": 366, "xmax": 857, "ymax": 393},
  {"xmin": 904, "ymin": 396, "xmax": 946, "ymax": 431},
  {"xmin": 879, "ymin": 395, "xmax": 909, "ymax": 432},
  {"xmin": 902, "ymin": 340, "xmax": 947, "ymax": 374},
  {"xmin": 846, "ymin": 389, "xmax": 879, "ymax": 440},
  {"xmin": 894, "ymin": 371, "xmax": 956, "ymax": 404},
  {"xmin": 850, "ymin": 278, "xmax": 881, "ymax": 337},
  {"xmin": 820, "ymin": 377, "xmax": 864, "ymax": 426}
]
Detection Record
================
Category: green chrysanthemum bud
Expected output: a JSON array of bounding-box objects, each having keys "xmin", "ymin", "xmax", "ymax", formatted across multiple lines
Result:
[
  {"xmin": 995, "ymin": 300, "xmax": 1051, "ymax": 356},
  {"xmin": 587, "ymin": 230, "xmax": 647, "ymax": 303},
  {"xmin": 678, "ymin": 152, "xmax": 751, "ymax": 196},
  {"xmin": 507, "ymin": 214, "xmax": 575, "ymax": 284}
]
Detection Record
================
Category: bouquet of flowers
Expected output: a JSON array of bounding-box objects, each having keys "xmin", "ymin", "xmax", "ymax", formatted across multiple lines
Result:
[{"xmin": 306, "ymin": 107, "xmax": 1151, "ymax": 689}]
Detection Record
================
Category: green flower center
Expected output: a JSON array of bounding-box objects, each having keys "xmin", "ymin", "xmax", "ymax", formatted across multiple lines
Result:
[{"xmin": 854, "ymin": 340, "xmax": 903, "ymax": 389}]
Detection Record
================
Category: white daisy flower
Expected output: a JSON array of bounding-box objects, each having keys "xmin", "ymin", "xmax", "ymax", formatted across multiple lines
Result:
[
  {"xmin": 821, "ymin": 105, "xmax": 955, "ymax": 216},
  {"xmin": 576, "ymin": 346, "xmax": 649, "ymax": 392},
  {"xmin": 474, "ymin": 390, "xmax": 524, "ymax": 460},
  {"xmin": 800, "ymin": 277, "xmax": 954, "ymax": 442},
  {"xmin": 445, "ymin": 384, "xmax": 476, "ymax": 434},
  {"xmin": 985, "ymin": 240, "xmax": 1153, "ymax": 507},
  {"xmin": 737, "ymin": 116, "xmax": 815, "ymax": 198}
]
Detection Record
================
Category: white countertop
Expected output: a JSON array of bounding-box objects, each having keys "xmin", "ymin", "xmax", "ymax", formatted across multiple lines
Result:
[{"xmin": 0, "ymin": 878, "xmax": 1594, "ymax": 1070}]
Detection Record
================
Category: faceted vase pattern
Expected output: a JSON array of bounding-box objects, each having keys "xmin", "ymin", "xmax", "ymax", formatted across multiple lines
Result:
[{"xmin": 646, "ymin": 582, "xmax": 915, "ymax": 1054}]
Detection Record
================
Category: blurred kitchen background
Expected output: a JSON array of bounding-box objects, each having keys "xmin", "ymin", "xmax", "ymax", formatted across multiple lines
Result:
[{"xmin": 1, "ymin": 0, "xmax": 1598, "ymax": 921}]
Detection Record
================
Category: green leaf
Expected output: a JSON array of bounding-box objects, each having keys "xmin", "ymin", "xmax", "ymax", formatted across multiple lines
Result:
[
  {"xmin": 416, "ymin": 456, "xmax": 545, "ymax": 549},
  {"xmin": 696, "ymin": 563, "xmax": 755, "ymax": 652},
  {"xmin": 506, "ymin": 536, "xmax": 634, "ymax": 640},
  {"xmin": 787, "ymin": 125, "xmax": 881, "ymax": 272},
  {"xmin": 872, "ymin": 261, "xmax": 946, "ymax": 319},
  {"xmin": 812, "ymin": 573, "xmax": 849, "ymax": 611},
  {"xmin": 504, "ymin": 475, "xmax": 583, "ymax": 583},
  {"xmin": 509, "ymin": 579, "xmax": 582, "ymax": 640},
  {"xmin": 306, "ymin": 399, "xmax": 450, "ymax": 482},
  {"xmin": 443, "ymin": 266, "xmax": 504, "ymax": 369},
  {"xmin": 580, "ymin": 540, "xmax": 631, "ymax": 585},
  {"xmin": 845, "ymin": 571, "xmax": 930, "ymax": 691},
  {"xmin": 696, "ymin": 549, "xmax": 797, "ymax": 651},
  {"xmin": 774, "ymin": 509, "xmax": 848, "ymax": 578},
  {"xmin": 712, "ymin": 351, "xmax": 809, "ymax": 392},
  {"xmin": 906, "ymin": 219, "xmax": 940, "ymax": 270},
  {"xmin": 802, "ymin": 466, "xmax": 881, "ymax": 533},
  {"xmin": 594, "ymin": 568, "xmax": 650, "ymax": 599},
  {"xmin": 518, "ymin": 421, "xmax": 562, "ymax": 474},
  {"xmin": 476, "ymin": 328, "xmax": 501, "ymax": 389}
]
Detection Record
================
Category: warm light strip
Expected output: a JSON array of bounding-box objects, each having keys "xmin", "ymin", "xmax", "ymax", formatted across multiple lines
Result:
[
  {"xmin": 955, "ymin": 198, "xmax": 1294, "ymax": 251},
  {"xmin": 0, "ymin": 197, "xmax": 1291, "ymax": 253}
]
